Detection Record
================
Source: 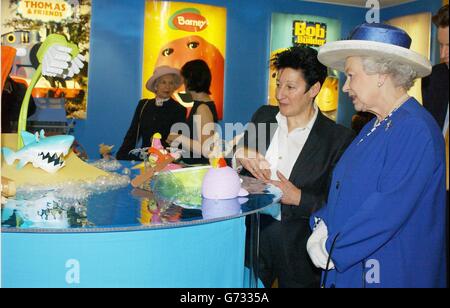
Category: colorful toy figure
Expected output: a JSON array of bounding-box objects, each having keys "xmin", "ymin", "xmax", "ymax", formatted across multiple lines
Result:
[
  {"xmin": 150, "ymin": 133, "xmax": 163, "ymax": 151},
  {"xmin": 202, "ymin": 155, "xmax": 249, "ymax": 200},
  {"xmin": 130, "ymin": 133, "xmax": 180, "ymax": 188},
  {"xmin": 201, "ymin": 164, "xmax": 249, "ymax": 200},
  {"xmin": 99, "ymin": 143, "xmax": 115, "ymax": 160},
  {"xmin": 200, "ymin": 132, "xmax": 249, "ymax": 199},
  {"xmin": 2, "ymin": 130, "xmax": 74, "ymax": 173},
  {"xmin": 147, "ymin": 133, "xmax": 167, "ymax": 164},
  {"xmin": 132, "ymin": 133, "xmax": 182, "ymax": 170}
]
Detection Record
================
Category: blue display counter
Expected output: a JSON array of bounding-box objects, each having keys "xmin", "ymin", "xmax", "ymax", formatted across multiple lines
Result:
[{"xmin": 1, "ymin": 164, "xmax": 280, "ymax": 288}]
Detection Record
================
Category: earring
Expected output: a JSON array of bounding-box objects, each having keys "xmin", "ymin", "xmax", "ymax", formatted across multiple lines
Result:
[{"xmin": 377, "ymin": 82, "xmax": 383, "ymax": 87}]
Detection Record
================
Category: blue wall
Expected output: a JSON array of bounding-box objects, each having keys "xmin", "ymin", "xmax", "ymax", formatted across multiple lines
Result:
[{"xmin": 75, "ymin": 0, "xmax": 442, "ymax": 158}]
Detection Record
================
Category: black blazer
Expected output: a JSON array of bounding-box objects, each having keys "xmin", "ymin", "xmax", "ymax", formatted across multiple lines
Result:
[
  {"xmin": 422, "ymin": 63, "xmax": 449, "ymax": 130},
  {"xmin": 116, "ymin": 98, "xmax": 186, "ymax": 160},
  {"xmin": 242, "ymin": 105, "xmax": 355, "ymax": 219},
  {"xmin": 241, "ymin": 105, "xmax": 354, "ymax": 287}
]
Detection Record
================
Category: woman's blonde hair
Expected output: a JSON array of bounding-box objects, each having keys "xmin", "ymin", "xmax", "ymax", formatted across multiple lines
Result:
[{"xmin": 361, "ymin": 56, "xmax": 418, "ymax": 90}]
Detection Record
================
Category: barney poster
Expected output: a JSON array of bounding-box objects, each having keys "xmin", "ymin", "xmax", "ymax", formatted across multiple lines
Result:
[{"xmin": 142, "ymin": 1, "xmax": 226, "ymax": 119}]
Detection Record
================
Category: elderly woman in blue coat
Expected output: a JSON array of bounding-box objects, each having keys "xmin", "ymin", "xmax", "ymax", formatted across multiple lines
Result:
[{"xmin": 307, "ymin": 23, "xmax": 447, "ymax": 288}]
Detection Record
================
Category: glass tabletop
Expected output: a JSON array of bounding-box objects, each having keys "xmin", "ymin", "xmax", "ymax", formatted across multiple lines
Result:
[{"xmin": 1, "ymin": 161, "xmax": 282, "ymax": 233}]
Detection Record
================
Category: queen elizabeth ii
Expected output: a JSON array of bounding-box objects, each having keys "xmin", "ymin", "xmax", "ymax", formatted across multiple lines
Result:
[{"xmin": 307, "ymin": 23, "xmax": 447, "ymax": 288}]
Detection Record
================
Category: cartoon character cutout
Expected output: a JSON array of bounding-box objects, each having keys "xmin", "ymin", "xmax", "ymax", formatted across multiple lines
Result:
[{"xmin": 154, "ymin": 35, "xmax": 224, "ymax": 119}]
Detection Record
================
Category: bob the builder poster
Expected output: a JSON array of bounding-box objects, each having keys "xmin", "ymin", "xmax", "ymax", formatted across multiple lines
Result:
[{"xmin": 269, "ymin": 13, "xmax": 341, "ymax": 121}]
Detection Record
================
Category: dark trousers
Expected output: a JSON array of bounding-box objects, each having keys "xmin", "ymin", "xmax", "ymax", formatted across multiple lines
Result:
[{"xmin": 246, "ymin": 214, "xmax": 320, "ymax": 288}]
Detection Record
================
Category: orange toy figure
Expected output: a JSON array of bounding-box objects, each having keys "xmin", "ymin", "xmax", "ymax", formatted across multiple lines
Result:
[
  {"xmin": 99, "ymin": 144, "xmax": 114, "ymax": 160},
  {"xmin": 148, "ymin": 147, "xmax": 166, "ymax": 164},
  {"xmin": 131, "ymin": 155, "xmax": 175, "ymax": 188},
  {"xmin": 131, "ymin": 133, "xmax": 182, "ymax": 188},
  {"xmin": 132, "ymin": 133, "xmax": 182, "ymax": 171},
  {"xmin": 154, "ymin": 35, "xmax": 225, "ymax": 119}
]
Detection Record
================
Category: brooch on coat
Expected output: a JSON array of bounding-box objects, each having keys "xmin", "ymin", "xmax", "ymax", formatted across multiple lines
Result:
[{"xmin": 385, "ymin": 120, "xmax": 393, "ymax": 131}]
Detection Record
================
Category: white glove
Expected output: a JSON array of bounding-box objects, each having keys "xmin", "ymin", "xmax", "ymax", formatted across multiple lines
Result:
[
  {"xmin": 42, "ymin": 44, "xmax": 85, "ymax": 79},
  {"xmin": 307, "ymin": 220, "xmax": 335, "ymax": 270},
  {"xmin": 62, "ymin": 53, "xmax": 85, "ymax": 78}
]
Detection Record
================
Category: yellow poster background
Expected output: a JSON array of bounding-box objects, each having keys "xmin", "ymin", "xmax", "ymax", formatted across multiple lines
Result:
[
  {"xmin": 142, "ymin": 1, "xmax": 226, "ymax": 119},
  {"xmin": 387, "ymin": 13, "xmax": 431, "ymax": 105}
]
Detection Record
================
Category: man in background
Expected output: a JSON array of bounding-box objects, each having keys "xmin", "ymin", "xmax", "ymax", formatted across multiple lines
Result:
[
  {"xmin": 422, "ymin": 3, "xmax": 449, "ymax": 286},
  {"xmin": 422, "ymin": 4, "xmax": 449, "ymax": 134}
]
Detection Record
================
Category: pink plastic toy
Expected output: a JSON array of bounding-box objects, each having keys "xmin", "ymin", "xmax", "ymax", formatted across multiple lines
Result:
[{"xmin": 201, "ymin": 166, "xmax": 249, "ymax": 200}]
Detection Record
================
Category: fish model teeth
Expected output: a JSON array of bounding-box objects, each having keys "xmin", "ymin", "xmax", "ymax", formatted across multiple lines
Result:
[{"xmin": 39, "ymin": 152, "xmax": 61, "ymax": 166}]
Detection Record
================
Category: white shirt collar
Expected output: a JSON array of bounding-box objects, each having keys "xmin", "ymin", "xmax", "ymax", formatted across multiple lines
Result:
[
  {"xmin": 155, "ymin": 97, "xmax": 170, "ymax": 106},
  {"xmin": 275, "ymin": 103, "xmax": 319, "ymax": 133}
]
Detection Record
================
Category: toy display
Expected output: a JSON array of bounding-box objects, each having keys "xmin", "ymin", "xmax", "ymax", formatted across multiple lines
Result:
[
  {"xmin": 2, "ymin": 130, "xmax": 74, "ymax": 173},
  {"xmin": 0, "ymin": 34, "xmax": 114, "ymax": 189},
  {"xmin": 0, "ymin": 24, "xmax": 277, "ymax": 231},
  {"xmin": 144, "ymin": 132, "xmax": 250, "ymax": 209}
]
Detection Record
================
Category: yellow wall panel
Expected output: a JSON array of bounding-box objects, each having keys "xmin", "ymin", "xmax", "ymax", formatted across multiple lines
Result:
[{"xmin": 387, "ymin": 13, "xmax": 432, "ymax": 105}]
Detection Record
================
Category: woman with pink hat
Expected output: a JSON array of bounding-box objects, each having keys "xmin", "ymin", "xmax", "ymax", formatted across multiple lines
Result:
[{"xmin": 116, "ymin": 66, "xmax": 186, "ymax": 160}]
